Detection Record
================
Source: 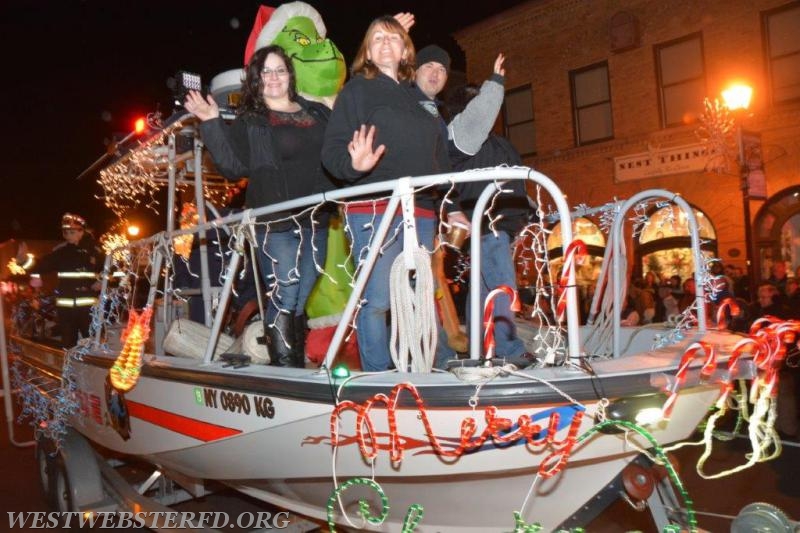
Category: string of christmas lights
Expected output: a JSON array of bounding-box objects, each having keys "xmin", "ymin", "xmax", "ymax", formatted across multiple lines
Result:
[
  {"xmin": 513, "ymin": 184, "xmax": 566, "ymax": 364},
  {"xmin": 10, "ymin": 344, "xmax": 78, "ymax": 450}
]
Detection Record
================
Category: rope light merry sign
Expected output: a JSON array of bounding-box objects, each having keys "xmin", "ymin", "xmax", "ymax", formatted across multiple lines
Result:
[{"xmin": 329, "ymin": 382, "xmax": 585, "ymax": 478}]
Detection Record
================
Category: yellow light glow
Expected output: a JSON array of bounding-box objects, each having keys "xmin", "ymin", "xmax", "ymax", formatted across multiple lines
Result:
[
  {"xmin": 7, "ymin": 254, "xmax": 34, "ymax": 275},
  {"xmin": 721, "ymin": 83, "xmax": 753, "ymax": 111},
  {"xmin": 127, "ymin": 224, "xmax": 140, "ymax": 237},
  {"xmin": 134, "ymin": 118, "xmax": 146, "ymax": 134},
  {"xmin": 635, "ymin": 407, "xmax": 664, "ymax": 426},
  {"xmin": 110, "ymin": 307, "xmax": 153, "ymax": 392},
  {"xmin": 100, "ymin": 232, "xmax": 130, "ymax": 263}
]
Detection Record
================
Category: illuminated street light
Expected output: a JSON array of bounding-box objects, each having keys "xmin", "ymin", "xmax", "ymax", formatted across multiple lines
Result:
[
  {"xmin": 721, "ymin": 84, "xmax": 753, "ymax": 111},
  {"xmin": 721, "ymin": 82, "xmax": 756, "ymax": 301},
  {"xmin": 127, "ymin": 224, "xmax": 141, "ymax": 238}
]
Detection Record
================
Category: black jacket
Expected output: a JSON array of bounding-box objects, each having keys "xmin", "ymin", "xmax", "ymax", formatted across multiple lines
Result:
[
  {"xmin": 199, "ymin": 97, "xmax": 335, "ymax": 220},
  {"xmin": 34, "ymin": 238, "xmax": 102, "ymax": 298},
  {"xmin": 322, "ymin": 73, "xmax": 450, "ymax": 210},
  {"xmin": 449, "ymin": 134, "xmax": 533, "ymax": 235}
]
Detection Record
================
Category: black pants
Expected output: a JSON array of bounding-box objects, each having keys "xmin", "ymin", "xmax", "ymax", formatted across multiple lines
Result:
[{"xmin": 56, "ymin": 306, "xmax": 92, "ymax": 348}]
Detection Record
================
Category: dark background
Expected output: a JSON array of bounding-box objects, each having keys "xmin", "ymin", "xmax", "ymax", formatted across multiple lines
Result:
[{"xmin": 0, "ymin": 0, "xmax": 527, "ymax": 242}]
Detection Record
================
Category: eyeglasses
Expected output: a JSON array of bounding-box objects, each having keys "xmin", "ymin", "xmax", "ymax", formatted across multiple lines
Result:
[{"xmin": 261, "ymin": 67, "xmax": 289, "ymax": 78}]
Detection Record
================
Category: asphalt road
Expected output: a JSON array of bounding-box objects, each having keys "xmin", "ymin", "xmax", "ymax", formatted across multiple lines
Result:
[{"xmin": 2, "ymin": 394, "xmax": 798, "ymax": 532}]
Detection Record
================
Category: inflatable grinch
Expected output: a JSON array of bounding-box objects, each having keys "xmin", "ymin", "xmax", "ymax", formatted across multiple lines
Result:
[
  {"xmin": 209, "ymin": 2, "xmax": 346, "ymax": 108},
  {"xmin": 248, "ymin": 2, "xmax": 345, "ymax": 107}
]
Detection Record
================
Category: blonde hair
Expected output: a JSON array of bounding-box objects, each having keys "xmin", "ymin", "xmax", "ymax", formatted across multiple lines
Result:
[{"xmin": 351, "ymin": 15, "xmax": 415, "ymax": 81}]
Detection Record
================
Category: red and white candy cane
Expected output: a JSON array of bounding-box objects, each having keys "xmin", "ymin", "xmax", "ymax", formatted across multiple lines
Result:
[
  {"xmin": 717, "ymin": 318, "xmax": 800, "ymax": 409},
  {"xmin": 754, "ymin": 320, "xmax": 800, "ymax": 398},
  {"xmin": 556, "ymin": 240, "xmax": 587, "ymax": 324},
  {"xmin": 483, "ymin": 285, "xmax": 520, "ymax": 359},
  {"xmin": 661, "ymin": 341, "xmax": 716, "ymax": 419},
  {"xmin": 715, "ymin": 297, "xmax": 741, "ymax": 331}
]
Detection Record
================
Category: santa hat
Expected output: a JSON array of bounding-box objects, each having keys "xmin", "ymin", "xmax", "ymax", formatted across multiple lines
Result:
[{"xmin": 244, "ymin": 2, "xmax": 327, "ymax": 65}]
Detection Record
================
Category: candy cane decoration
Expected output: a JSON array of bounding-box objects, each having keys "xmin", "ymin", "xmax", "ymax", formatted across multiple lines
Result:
[
  {"xmin": 556, "ymin": 240, "xmax": 587, "ymax": 324},
  {"xmin": 661, "ymin": 341, "xmax": 716, "ymax": 419},
  {"xmin": 483, "ymin": 285, "xmax": 520, "ymax": 360},
  {"xmin": 715, "ymin": 297, "xmax": 740, "ymax": 331}
]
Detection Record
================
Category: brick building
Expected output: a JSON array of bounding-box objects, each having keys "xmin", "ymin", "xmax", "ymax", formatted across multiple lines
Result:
[{"xmin": 455, "ymin": 0, "xmax": 800, "ymax": 294}]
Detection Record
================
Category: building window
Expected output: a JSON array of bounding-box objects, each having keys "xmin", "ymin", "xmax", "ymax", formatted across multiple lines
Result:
[
  {"xmin": 655, "ymin": 33, "xmax": 706, "ymax": 127},
  {"xmin": 637, "ymin": 205, "xmax": 717, "ymax": 283},
  {"xmin": 763, "ymin": 3, "xmax": 800, "ymax": 105},
  {"xmin": 570, "ymin": 61, "xmax": 613, "ymax": 145},
  {"xmin": 503, "ymin": 85, "xmax": 536, "ymax": 156}
]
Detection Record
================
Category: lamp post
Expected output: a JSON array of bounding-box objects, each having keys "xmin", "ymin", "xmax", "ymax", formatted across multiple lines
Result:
[{"xmin": 721, "ymin": 83, "xmax": 755, "ymax": 301}]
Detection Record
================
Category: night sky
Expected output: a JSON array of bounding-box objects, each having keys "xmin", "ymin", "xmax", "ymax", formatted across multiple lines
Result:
[{"xmin": 1, "ymin": 0, "xmax": 526, "ymax": 242}]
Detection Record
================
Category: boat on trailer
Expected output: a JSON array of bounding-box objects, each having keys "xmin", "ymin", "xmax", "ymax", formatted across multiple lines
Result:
[{"xmin": 4, "ymin": 111, "xmax": 795, "ymax": 532}]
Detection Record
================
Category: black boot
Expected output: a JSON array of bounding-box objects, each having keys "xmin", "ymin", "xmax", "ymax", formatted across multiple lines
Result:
[
  {"xmin": 293, "ymin": 314, "xmax": 308, "ymax": 368},
  {"xmin": 265, "ymin": 313, "xmax": 299, "ymax": 367}
]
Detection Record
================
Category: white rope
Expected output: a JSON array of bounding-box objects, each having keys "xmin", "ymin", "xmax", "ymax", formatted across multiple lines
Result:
[{"xmin": 389, "ymin": 247, "xmax": 437, "ymax": 373}]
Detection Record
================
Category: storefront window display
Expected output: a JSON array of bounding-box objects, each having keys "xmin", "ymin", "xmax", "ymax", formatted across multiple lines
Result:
[{"xmin": 639, "ymin": 205, "xmax": 716, "ymax": 282}]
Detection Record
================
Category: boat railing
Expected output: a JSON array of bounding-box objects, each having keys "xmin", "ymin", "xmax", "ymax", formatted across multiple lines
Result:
[
  {"xmin": 93, "ymin": 112, "xmax": 712, "ymax": 366},
  {"xmin": 583, "ymin": 191, "xmax": 708, "ymax": 358},
  {"xmin": 96, "ymin": 166, "xmax": 582, "ymax": 367}
]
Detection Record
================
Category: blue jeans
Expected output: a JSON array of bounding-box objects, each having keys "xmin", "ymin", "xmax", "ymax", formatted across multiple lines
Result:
[
  {"xmin": 256, "ymin": 226, "xmax": 327, "ymax": 323},
  {"xmin": 346, "ymin": 213, "xmax": 453, "ymax": 371},
  {"xmin": 467, "ymin": 231, "xmax": 526, "ymax": 357}
]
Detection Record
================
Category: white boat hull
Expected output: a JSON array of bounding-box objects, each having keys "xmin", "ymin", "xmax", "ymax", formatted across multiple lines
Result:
[{"xmin": 13, "ymin": 330, "xmax": 735, "ymax": 531}]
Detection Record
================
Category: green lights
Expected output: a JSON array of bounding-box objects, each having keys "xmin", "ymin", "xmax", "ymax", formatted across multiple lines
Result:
[{"xmin": 331, "ymin": 364, "xmax": 350, "ymax": 379}]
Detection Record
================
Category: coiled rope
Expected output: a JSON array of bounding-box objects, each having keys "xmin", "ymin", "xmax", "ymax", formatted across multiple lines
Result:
[{"xmin": 389, "ymin": 247, "xmax": 437, "ymax": 372}]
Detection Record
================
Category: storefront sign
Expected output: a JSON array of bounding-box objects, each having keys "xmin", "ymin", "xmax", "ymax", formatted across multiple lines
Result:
[{"xmin": 614, "ymin": 143, "xmax": 708, "ymax": 182}]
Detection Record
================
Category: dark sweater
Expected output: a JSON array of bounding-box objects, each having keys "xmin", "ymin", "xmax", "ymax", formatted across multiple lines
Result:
[
  {"xmin": 321, "ymin": 73, "xmax": 450, "ymax": 210},
  {"xmin": 199, "ymin": 97, "xmax": 335, "ymax": 218}
]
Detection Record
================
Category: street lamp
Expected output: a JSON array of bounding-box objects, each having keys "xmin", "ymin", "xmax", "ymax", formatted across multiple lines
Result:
[{"xmin": 721, "ymin": 82, "xmax": 755, "ymax": 301}]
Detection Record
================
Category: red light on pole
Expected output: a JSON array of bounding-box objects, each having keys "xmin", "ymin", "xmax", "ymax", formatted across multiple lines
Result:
[{"xmin": 134, "ymin": 118, "xmax": 146, "ymax": 134}]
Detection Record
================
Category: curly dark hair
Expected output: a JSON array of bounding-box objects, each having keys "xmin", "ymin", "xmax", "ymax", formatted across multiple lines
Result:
[{"xmin": 239, "ymin": 45, "xmax": 298, "ymax": 115}]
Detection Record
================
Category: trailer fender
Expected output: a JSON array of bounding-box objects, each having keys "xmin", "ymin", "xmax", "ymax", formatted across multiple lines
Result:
[{"xmin": 56, "ymin": 428, "xmax": 105, "ymax": 510}]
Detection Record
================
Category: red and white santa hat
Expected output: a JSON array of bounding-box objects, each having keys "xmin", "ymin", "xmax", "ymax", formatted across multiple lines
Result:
[{"xmin": 243, "ymin": 2, "xmax": 327, "ymax": 65}]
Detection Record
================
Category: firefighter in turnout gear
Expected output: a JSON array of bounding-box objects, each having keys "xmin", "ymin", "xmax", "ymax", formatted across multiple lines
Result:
[{"xmin": 30, "ymin": 213, "xmax": 103, "ymax": 348}]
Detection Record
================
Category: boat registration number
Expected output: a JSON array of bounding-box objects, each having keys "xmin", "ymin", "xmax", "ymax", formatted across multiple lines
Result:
[{"xmin": 196, "ymin": 387, "xmax": 275, "ymax": 419}]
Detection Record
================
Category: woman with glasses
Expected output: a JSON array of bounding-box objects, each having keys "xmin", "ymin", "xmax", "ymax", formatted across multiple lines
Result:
[
  {"xmin": 321, "ymin": 16, "xmax": 461, "ymax": 372},
  {"xmin": 185, "ymin": 45, "xmax": 335, "ymax": 368}
]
